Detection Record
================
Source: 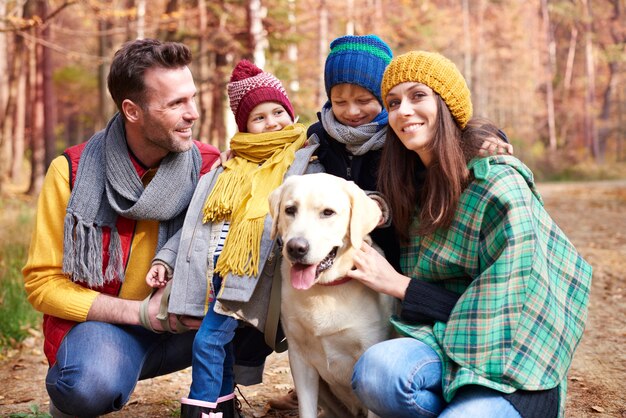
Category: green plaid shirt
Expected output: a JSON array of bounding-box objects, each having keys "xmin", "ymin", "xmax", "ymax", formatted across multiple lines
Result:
[{"xmin": 391, "ymin": 156, "xmax": 592, "ymax": 415}]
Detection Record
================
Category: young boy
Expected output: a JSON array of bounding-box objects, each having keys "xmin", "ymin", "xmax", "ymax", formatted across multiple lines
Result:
[
  {"xmin": 146, "ymin": 59, "xmax": 321, "ymax": 418},
  {"xmin": 268, "ymin": 33, "xmax": 398, "ymax": 412},
  {"xmin": 307, "ymin": 34, "xmax": 401, "ymax": 270}
]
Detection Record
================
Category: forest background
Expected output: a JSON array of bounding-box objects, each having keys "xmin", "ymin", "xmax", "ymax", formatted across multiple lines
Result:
[
  {"xmin": 0, "ymin": 0, "xmax": 625, "ymax": 197},
  {"xmin": 0, "ymin": 2, "xmax": 625, "ymax": 416}
]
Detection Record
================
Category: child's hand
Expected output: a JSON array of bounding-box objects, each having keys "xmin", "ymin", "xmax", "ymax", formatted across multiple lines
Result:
[
  {"xmin": 145, "ymin": 264, "xmax": 168, "ymax": 288},
  {"xmin": 210, "ymin": 149, "xmax": 235, "ymax": 170},
  {"xmin": 479, "ymin": 136, "xmax": 513, "ymax": 156}
]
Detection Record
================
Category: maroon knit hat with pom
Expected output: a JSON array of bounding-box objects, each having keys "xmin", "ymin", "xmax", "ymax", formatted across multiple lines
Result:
[{"xmin": 227, "ymin": 60, "xmax": 295, "ymax": 132}]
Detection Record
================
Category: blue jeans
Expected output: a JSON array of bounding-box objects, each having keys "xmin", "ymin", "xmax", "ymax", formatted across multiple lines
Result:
[
  {"xmin": 188, "ymin": 274, "xmax": 239, "ymax": 402},
  {"xmin": 352, "ymin": 338, "xmax": 522, "ymax": 418},
  {"xmin": 46, "ymin": 321, "xmax": 196, "ymax": 416}
]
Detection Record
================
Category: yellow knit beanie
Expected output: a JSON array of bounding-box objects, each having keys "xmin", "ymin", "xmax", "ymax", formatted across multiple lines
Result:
[{"xmin": 381, "ymin": 51, "xmax": 472, "ymax": 129}]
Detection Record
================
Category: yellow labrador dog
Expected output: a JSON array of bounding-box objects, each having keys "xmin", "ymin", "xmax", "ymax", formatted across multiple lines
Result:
[{"xmin": 269, "ymin": 173, "xmax": 394, "ymax": 418}]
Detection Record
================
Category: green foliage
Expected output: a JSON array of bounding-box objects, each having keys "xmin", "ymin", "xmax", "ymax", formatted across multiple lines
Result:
[
  {"xmin": 0, "ymin": 198, "xmax": 41, "ymax": 352},
  {"xmin": 7, "ymin": 403, "xmax": 51, "ymax": 418}
]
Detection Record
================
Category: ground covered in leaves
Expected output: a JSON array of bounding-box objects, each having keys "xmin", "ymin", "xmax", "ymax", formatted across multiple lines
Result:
[{"xmin": 1, "ymin": 180, "xmax": 625, "ymax": 418}]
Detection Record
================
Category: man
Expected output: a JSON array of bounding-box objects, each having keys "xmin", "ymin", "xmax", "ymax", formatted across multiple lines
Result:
[{"xmin": 22, "ymin": 38, "xmax": 220, "ymax": 417}]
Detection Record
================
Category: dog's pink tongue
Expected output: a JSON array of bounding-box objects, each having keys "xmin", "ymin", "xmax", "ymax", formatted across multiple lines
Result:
[{"xmin": 290, "ymin": 264, "xmax": 317, "ymax": 290}]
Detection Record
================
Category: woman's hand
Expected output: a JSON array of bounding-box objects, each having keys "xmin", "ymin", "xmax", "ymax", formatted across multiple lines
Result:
[{"xmin": 347, "ymin": 242, "xmax": 411, "ymax": 300}]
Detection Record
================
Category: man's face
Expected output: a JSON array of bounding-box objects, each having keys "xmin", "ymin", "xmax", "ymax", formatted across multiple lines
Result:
[{"xmin": 139, "ymin": 66, "xmax": 199, "ymax": 154}]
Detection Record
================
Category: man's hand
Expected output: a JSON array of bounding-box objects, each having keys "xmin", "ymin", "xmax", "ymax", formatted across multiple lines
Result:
[
  {"xmin": 145, "ymin": 286, "xmax": 202, "ymax": 331},
  {"xmin": 87, "ymin": 289, "xmax": 201, "ymax": 331}
]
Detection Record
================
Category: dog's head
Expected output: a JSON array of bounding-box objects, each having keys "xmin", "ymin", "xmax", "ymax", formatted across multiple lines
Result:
[{"xmin": 269, "ymin": 173, "xmax": 382, "ymax": 290}]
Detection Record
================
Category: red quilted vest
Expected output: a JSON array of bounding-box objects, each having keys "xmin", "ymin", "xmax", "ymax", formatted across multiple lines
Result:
[{"xmin": 43, "ymin": 140, "xmax": 218, "ymax": 365}]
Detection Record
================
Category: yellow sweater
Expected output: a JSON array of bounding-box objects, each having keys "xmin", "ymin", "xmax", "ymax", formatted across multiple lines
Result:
[{"xmin": 22, "ymin": 156, "xmax": 159, "ymax": 322}]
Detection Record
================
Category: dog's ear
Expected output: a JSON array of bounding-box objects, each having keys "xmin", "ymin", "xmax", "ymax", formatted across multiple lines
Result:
[
  {"xmin": 345, "ymin": 181, "xmax": 383, "ymax": 249},
  {"xmin": 268, "ymin": 184, "xmax": 284, "ymax": 240}
]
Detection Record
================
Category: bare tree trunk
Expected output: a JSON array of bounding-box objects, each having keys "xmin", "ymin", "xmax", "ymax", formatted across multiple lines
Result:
[
  {"xmin": 28, "ymin": 7, "xmax": 45, "ymax": 196},
  {"xmin": 317, "ymin": 0, "xmax": 328, "ymax": 109},
  {"xmin": 581, "ymin": 0, "xmax": 601, "ymax": 162},
  {"xmin": 248, "ymin": 0, "xmax": 266, "ymax": 67},
  {"xmin": 597, "ymin": 61, "xmax": 618, "ymax": 157},
  {"xmin": 40, "ymin": 0, "xmax": 56, "ymax": 168},
  {"xmin": 345, "ymin": 0, "xmax": 354, "ymax": 35},
  {"xmin": 541, "ymin": 0, "xmax": 557, "ymax": 151},
  {"xmin": 563, "ymin": 26, "xmax": 578, "ymax": 92},
  {"xmin": 558, "ymin": 25, "xmax": 578, "ymax": 147},
  {"xmin": 472, "ymin": 0, "xmax": 486, "ymax": 113},
  {"xmin": 618, "ymin": 86, "xmax": 624, "ymax": 162},
  {"xmin": 462, "ymin": 0, "xmax": 472, "ymax": 90},
  {"xmin": 97, "ymin": 11, "xmax": 113, "ymax": 130},
  {"xmin": 210, "ymin": 53, "xmax": 227, "ymax": 150},
  {"xmin": 286, "ymin": 0, "xmax": 299, "ymax": 95},
  {"xmin": 136, "ymin": 0, "xmax": 146, "ymax": 39},
  {"xmin": 159, "ymin": 0, "xmax": 179, "ymax": 41},
  {"xmin": 0, "ymin": 0, "xmax": 7, "ymax": 124},
  {"xmin": 0, "ymin": 0, "xmax": 9, "ymax": 191},
  {"xmin": 197, "ymin": 0, "xmax": 211, "ymax": 143},
  {"xmin": 597, "ymin": 0, "xmax": 624, "ymax": 159},
  {"xmin": 14, "ymin": 58, "xmax": 26, "ymax": 182}
]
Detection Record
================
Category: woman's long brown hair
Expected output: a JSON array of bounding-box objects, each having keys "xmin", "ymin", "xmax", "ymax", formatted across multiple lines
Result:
[{"xmin": 378, "ymin": 95, "xmax": 497, "ymax": 242}]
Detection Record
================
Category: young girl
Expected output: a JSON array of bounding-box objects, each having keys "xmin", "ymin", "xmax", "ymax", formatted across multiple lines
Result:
[
  {"xmin": 347, "ymin": 51, "xmax": 592, "ymax": 418},
  {"xmin": 146, "ymin": 59, "xmax": 321, "ymax": 418}
]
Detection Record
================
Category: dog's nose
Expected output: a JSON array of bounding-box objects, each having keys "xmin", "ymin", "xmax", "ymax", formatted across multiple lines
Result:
[{"xmin": 286, "ymin": 237, "xmax": 309, "ymax": 259}]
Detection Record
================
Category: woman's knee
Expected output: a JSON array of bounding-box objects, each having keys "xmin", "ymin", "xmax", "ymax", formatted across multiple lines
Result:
[
  {"xmin": 352, "ymin": 338, "xmax": 445, "ymax": 418},
  {"xmin": 352, "ymin": 339, "xmax": 422, "ymax": 397},
  {"xmin": 353, "ymin": 338, "xmax": 441, "ymax": 390},
  {"xmin": 352, "ymin": 340, "xmax": 393, "ymax": 394}
]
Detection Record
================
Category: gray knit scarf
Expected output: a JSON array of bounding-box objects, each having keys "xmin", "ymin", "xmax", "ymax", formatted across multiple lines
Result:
[
  {"xmin": 320, "ymin": 106, "xmax": 388, "ymax": 156},
  {"xmin": 63, "ymin": 113, "xmax": 202, "ymax": 287}
]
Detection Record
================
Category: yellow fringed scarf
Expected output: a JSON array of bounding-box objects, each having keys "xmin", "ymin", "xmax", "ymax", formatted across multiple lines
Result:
[{"xmin": 203, "ymin": 123, "xmax": 307, "ymax": 277}]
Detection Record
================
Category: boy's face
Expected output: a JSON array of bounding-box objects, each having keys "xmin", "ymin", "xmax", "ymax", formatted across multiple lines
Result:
[
  {"xmin": 246, "ymin": 102, "xmax": 293, "ymax": 133},
  {"xmin": 330, "ymin": 84, "xmax": 382, "ymax": 127}
]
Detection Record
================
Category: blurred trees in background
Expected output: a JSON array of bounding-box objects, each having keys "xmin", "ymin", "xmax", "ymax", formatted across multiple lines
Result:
[{"xmin": 0, "ymin": 0, "xmax": 624, "ymax": 195}]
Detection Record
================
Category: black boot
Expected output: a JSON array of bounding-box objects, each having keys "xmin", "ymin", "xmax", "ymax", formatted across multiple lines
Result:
[
  {"xmin": 180, "ymin": 398, "xmax": 219, "ymax": 418},
  {"xmin": 215, "ymin": 397, "xmax": 244, "ymax": 418}
]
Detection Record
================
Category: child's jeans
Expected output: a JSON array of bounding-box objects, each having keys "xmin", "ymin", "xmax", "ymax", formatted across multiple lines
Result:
[
  {"xmin": 188, "ymin": 274, "xmax": 239, "ymax": 401},
  {"xmin": 352, "ymin": 338, "xmax": 522, "ymax": 418}
]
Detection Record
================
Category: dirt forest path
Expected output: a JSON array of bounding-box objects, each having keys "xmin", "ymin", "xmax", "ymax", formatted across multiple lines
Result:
[{"xmin": 1, "ymin": 180, "xmax": 625, "ymax": 418}]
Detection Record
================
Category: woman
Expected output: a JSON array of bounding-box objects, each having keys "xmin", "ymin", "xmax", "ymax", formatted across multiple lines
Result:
[{"xmin": 347, "ymin": 50, "xmax": 592, "ymax": 418}]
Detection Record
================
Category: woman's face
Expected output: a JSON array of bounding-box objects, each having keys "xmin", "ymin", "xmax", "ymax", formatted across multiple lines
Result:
[
  {"xmin": 386, "ymin": 82, "xmax": 438, "ymax": 166},
  {"xmin": 330, "ymin": 84, "xmax": 382, "ymax": 127}
]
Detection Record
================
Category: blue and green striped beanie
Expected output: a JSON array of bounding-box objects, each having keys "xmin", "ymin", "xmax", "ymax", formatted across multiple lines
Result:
[{"xmin": 324, "ymin": 34, "xmax": 393, "ymax": 104}]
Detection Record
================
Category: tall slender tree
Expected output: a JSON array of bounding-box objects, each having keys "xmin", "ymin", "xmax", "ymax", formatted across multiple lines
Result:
[
  {"xmin": 541, "ymin": 0, "xmax": 558, "ymax": 151},
  {"xmin": 27, "ymin": 0, "xmax": 45, "ymax": 195}
]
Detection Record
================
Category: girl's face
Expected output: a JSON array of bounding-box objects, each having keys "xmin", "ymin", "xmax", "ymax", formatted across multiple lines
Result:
[
  {"xmin": 246, "ymin": 102, "xmax": 293, "ymax": 133},
  {"xmin": 386, "ymin": 82, "xmax": 438, "ymax": 166},
  {"xmin": 330, "ymin": 84, "xmax": 382, "ymax": 127}
]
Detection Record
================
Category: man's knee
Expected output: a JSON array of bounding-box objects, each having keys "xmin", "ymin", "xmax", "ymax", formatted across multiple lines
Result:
[{"xmin": 46, "ymin": 362, "xmax": 132, "ymax": 416}]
